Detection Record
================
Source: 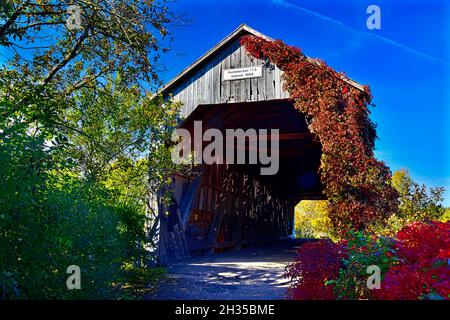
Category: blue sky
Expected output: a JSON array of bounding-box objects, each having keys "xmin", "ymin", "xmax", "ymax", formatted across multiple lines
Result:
[{"xmin": 160, "ymin": 0, "xmax": 450, "ymax": 205}]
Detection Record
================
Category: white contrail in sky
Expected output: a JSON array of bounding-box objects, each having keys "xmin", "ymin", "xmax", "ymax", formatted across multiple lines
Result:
[{"xmin": 272, "ymin": 0, "xmax": 450, "ymax": 66}]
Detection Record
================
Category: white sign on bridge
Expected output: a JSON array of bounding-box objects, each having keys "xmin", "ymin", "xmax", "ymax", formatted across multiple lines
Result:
[{"xmin": 223, "ymin": 66, "xmax": 263, "ymax": 81}]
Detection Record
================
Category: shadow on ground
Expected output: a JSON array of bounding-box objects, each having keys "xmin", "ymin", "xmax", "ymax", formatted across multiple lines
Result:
[{"xmin": 147, "ymin": 238, "xmax": 308, "ymax": 300}]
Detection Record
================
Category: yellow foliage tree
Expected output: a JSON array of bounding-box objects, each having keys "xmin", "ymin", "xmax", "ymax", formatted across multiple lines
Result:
[{"xmin": 294, "ymin": 200, "xmax": 336, "ymax": 240}]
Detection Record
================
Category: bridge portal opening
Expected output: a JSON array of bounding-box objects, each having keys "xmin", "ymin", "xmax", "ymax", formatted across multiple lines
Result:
[{"xmin": 158, "ymin": 100, "xmax": 325, "ymax": 262}]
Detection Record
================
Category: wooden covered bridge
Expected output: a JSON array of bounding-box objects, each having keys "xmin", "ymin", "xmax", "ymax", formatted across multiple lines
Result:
[{"xmin": 154, "ymin": 24, "xmax": 361, "ymax": 264}]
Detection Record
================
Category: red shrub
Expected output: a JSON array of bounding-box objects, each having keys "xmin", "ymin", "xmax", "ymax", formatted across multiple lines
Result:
[
  {"xmin": 285, "ymin": 240, "xmax": 345, "ymax": 300},
  {"xmin": 376, "ymin": 264, "xmax": 431, "ymax": 300},
  {"xmin": 396, "ymin": 221, "xmax": 450, "ymax": 265},
  {"xmin": 287, "ymin": 222, "xmax": 449, "ymax": 300},
  {"xmin": 375, "ymin": 221, "xmax": 450, "ymax": 300}
]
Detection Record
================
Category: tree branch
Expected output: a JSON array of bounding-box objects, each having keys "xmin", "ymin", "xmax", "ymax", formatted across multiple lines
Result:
[
  {"xmin": 41, "ymin": 26, "xmax": 90, "ymax": 86},
  {"xmin": 0, "ymin": 3, "xmax": 25, "ymax": 41}
]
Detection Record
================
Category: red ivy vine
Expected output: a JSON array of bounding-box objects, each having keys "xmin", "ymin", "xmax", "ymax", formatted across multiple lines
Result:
[{"xmin": 241, "ymin": 35, "xmax": 398, "ymax": 233}]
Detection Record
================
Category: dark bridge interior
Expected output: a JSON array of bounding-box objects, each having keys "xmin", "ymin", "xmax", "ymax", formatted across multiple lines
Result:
[{"xmin": 181, "ymin": 99, "xmax": 324, "ymax": 202}]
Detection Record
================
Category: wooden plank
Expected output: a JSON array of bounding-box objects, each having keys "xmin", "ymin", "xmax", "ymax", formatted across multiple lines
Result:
[
  {"xmin": 204, "ymin": 64, "xmax": 210, "ymax": 104},
  {"xmin": 180, "ymin": 173, "xmax": 203, "ymax": 228},
  {"xmin": 206, "ymin": 208, "xmax": 224, "ymax": 250},
  {"xmin": 230, "ymin": 41, "xmax": 240, "ymax": 103},
  {"xmin": 257, "ymin": 63, "xmax": 266, "ymax": 100},
  {"xmin": 265, "ymin": 63, "xmax": 275, "ymax": 100},
  {"xmin": 193, "ymin": 72, "xmax": 199, "ymax": 107},
  {"xmin": 249, "ymin": 53, "xmax": 258, "ymax": 101},
  {"xmin": 157, "ymin": 189, "xmax": 170, "ymax": 264},
  {"xmin": 241, "ymin": 45, "xmax": 251, "ymax": 102},
  {"xmin": 183, "ymin": 78, "xmax": 192, "ymax": 117},
  {"xmin": 211, "ymin": 57, "xmax": 220, "ymax": 104},
  {"xmin": 189, "ymin": 76, "xmax": 195, "ymax": 113},
  {"xmin": 232, "ymin": 178, "xmax": 245, "ymax": 250},
  {"xmin": 198, "ymin": 66, "xmax": 205, "ymax": 105},
  {"xmin": 221, "ymin": 47, "xmax": 231, "ymax": 102},
  {"xmin": 274, "ymin": 66, "xmax": 281, "ymax": 99},
  {"xmin": 239, "ymin": 45, "xmax": 246, "ymax": 102}
]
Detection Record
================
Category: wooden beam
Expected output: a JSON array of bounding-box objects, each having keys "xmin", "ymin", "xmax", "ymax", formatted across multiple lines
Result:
[{"xmin": 180, "ymin": 172, "xmax": 203, "ymax": 229}]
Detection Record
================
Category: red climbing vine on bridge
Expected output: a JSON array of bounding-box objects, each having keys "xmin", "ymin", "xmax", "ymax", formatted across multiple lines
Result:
[{"xmin": 241, "ymin": 35, "xmax": 398, "ymax": 234}]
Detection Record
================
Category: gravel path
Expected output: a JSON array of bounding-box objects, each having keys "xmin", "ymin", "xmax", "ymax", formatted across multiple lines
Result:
[{"xmin": 148, "ymin": 239, "xmax": 305, "ymax": 300}]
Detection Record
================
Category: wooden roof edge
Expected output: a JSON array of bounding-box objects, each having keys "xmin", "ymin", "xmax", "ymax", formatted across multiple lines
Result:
[
  {"xmin": 158, "ymin": 24, "xmax": 365, "ymax": 96},
  {"xmin": 158, "ymin": 24, "xmax": 268, "ymax": 96}
]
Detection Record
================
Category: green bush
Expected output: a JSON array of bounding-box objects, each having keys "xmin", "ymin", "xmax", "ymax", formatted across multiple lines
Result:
[
  {"xmin": 0, "ymin": 128, "xmax": 157, "ymax": 299},
  {"xmin": 327, "ymin": 230, "xmax": 397, "ymax": 300}
]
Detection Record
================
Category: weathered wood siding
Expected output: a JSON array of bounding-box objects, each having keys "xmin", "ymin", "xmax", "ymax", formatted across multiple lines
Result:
[{"xmin": 169, "ymin": 39, "xmax": 289, "ymax": 118}]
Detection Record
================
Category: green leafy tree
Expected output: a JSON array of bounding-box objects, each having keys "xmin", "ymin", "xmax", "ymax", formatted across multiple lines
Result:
[
  {"xmin": 62, "ymin": 81, "xmax": 181, "ymax": 265},
  {"xmin": 371, "ymin": 169, "xmax": 448, "ymax": 236},
  {"xmin": 0, "ymin": 0, "xmax": 180, "ymax": 299},
  {"xmin": 0, "ymin": 0, "xmax": 178, "ymax": 162},
  {"xmin": 62, "ymin": 79, "xmax": 180, "ymax": 180},
  {"xmin": 392, "ymin": 169, "xmax": 446, "ymax": 222},
  {"xmin": 1, "ymin": 0, "xmax": 174, "ymax": 89}
]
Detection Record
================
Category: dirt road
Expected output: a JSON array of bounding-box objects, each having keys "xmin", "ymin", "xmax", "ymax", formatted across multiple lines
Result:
[{"xmin": 148, "ymin": 239, "xmax": 304, "ymax": 300}]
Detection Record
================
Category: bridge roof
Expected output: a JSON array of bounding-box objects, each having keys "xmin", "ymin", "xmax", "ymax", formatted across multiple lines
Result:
[{"xmin": 159, "ymin": 24, "xmax": 364, "ymax": 96}]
